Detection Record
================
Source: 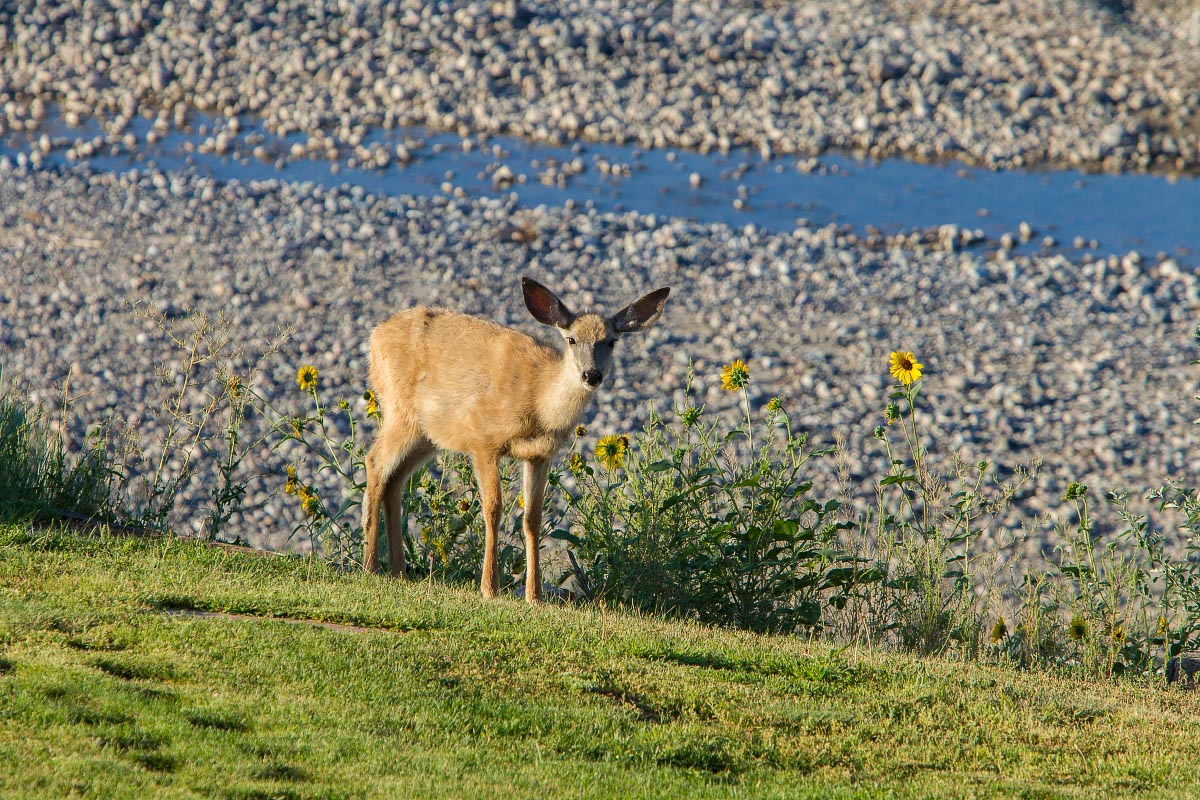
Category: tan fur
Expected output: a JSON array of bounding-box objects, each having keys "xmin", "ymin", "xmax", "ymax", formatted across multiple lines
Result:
[{"xmin": 362, "ymin": 279, "xmax": 670, "ymax": 603}]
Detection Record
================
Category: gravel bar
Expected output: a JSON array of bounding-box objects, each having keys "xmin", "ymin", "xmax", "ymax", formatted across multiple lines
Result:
[{"xmin": 0, "ymin": 0, "xmax": 1199, "ymax": 173}]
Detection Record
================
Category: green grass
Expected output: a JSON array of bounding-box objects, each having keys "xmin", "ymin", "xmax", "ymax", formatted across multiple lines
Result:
[
  {"xmin": 2, "ymin": 525, "xmax": 1200, "ymax": 799},
  {"xmin": 0, "ymin": 384, "xmax": 132, "ymax": 527}
]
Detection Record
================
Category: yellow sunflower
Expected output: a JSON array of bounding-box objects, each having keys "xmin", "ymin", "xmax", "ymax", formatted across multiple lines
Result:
[
  {"xmin": 594, "ymin": 434, "xmax": 628, "ymax": 471},
  {"xmin": 1069, "ymin": 615, "xmax": 1088, "ymax": 642},
  {"xmin": 297, "ymin": 364, "xmax": 319, "ymax": 392},
  {"xmin": 720, "ymin": 359, "xmax": 750, "ymax": 392},
  {"xmin": 363, "ymin": 389, "xmax": 380, "ymax": 420},
  {"xmin": 991, "ymin": 617, "xmax": 1008, "ymax": 644},
  {"xmin": 297, "ymin": 484, "xmax": 320, "ymax": 517},
  {"xmin": 888, "ymin": 351, "xmax": 923, "ymax": 385}
]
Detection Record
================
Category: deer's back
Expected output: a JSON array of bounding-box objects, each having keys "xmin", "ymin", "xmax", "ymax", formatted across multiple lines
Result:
[{"xmin": 368, "ymin": 306, "xmax": 562, "ymax": 455}]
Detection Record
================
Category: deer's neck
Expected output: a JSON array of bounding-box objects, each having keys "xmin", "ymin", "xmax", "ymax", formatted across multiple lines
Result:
[{"xmin": 536, "ymin": 356, "xmax": 594, "ymax": 435}]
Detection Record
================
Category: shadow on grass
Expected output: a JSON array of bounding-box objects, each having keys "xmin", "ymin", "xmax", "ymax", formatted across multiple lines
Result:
[
  {"xmin": 252, "ymin": 762, "xmax": 308, "ymax": 782},
  {"xmin": 186, "ymin": 709, "xmax": 251, "ymax": 732},
  {"xmin": 150, "ymin": 593, "xmax": 437, "ymax": 635},
  {"xmin": 132, "ymin": 751, "xmax": 178, "ymax": 773},
  {"xmin": 628, "ymin": 642, "xmax": 875, "ymax": 689},
  {"xmin": 90, "ymin": 655, "xmax": 179, "ymax": 682},
  {"xmin": 68, "ymin": 706, "xmax": 133, "ymax": 726},
  {"xmin": 586, "ymin": 683, "xmax": 666, "ymax": 724},
  {"xmin": 66, "ymin": 637, "xmax": 130, "ymax": 652}
]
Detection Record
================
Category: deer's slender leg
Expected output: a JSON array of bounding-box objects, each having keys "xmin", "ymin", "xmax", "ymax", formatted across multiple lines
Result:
[
  {"xmin": 381, "ymin": 442, "xmax": 436, "ymax": 577},
  {"xmin": 522, "ymin": 459, "xmax": 551, "ymax": 604},
  {"xmin": 474, "ymin": 453, "xmax": 503, "ymax": 598},
  {"xmin": 363, "ymin": 423, "xmax": 428, "ymax": 575},
  {"xmin": 363, "ymin": 449, "xmax": 388, "ymax": 575}
]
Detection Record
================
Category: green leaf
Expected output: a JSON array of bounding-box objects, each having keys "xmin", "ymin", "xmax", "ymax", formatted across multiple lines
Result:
[
  {"xmin": 797, "ymin": 601, "xmax": 822, "ymax": 626},
  {"xmin": 773, "ymin": 519, "xmax": 800, "ymax": 538},
  {"xmin": 548, "ymin": 529, "xmax": 581, "ymax": 546},
  {"xmin": 763, "ymin": 546, "xmax": 789, "ymax": 562},
  {"xmin": 796, "ymin": 498, "xmax": 820, "ymax": 515},
  {"xmin": 880, "ymin": 474, "xmax": 916, "ymax": 486},
  {"xmin": 659, "ymin": 494, "xmax": 688, "ymax": 512},
  {"xmin": 824, "ymin": 567, "xmax": 857, "ymax": 587},
  {"xmin": 854, "ymin": 567, "xmax": 886, "ymax": 584}
]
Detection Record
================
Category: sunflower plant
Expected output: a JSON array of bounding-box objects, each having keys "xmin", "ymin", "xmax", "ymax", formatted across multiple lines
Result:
[
  {"xmin": 552, "ymin": 363, "xmax": 875, "ymax": 633},
  {"xmin": 1046, "ymin": 483, "xmax": 1156, "ymax": 678},
  {"xmin": 863, "ymin": 349, "xmax": 1038, "ymax": 656},
  {"xmin": 247, "ymin": 364, "xmax": 375, "ymax": 566},
  {"xmin": 1117, "ymin": 484, "xmax": 1200, "ymax": 678}
]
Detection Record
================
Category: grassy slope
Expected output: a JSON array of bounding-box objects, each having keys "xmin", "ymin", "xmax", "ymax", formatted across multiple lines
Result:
[{"xmin": 1, "ymin": 526, "xmax": 1199, "ymax": 799}]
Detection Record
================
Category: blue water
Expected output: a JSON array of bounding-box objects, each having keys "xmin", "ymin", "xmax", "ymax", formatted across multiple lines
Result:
[{"xmin": 5, "ymin": 109, "xmax": 1198, "ymax": 264}]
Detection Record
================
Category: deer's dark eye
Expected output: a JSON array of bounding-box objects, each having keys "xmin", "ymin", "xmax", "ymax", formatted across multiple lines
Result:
[{"xmin": 567, "ymin": 337, "xmax": 576, "ymax": 345}]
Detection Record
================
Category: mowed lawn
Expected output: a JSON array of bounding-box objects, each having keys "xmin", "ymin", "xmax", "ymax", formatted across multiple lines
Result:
[{"xmin": 1, "ymin": 525, "xmax": 1199, "ymax": 799}]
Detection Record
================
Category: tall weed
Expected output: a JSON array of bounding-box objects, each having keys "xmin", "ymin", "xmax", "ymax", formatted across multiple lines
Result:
[{"xmin": 130, "ymin": 303, "xmax": 289, "ymax": 536}]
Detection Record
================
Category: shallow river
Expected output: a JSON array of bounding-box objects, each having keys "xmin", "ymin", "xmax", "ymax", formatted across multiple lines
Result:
[{"xmin": 3, "ymin": 109, "xmax": 1198, "ymax": 265}]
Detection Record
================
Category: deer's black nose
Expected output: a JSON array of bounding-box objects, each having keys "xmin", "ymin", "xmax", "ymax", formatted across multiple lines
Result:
[{"xmin": 582, "ymin": 369, "xmax": 603, "ymax": 387}]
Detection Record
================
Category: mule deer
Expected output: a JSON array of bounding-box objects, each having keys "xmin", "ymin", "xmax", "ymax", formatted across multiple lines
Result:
[{"xmin": 362, "ymin": 277, "xmax": 670, "ymax": 603}]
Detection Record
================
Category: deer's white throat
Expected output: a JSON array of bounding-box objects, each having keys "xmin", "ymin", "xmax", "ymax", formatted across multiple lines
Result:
[{"xmin": 537, "ymin": 357, "xmax": 597, "ymax": 434}]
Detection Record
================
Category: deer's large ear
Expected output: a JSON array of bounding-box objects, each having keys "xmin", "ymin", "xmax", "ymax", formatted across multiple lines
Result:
[
  {"xmin": 610, "ymin": 287, "xmax": 670, "ymax": 333},
  {"xmin": 522, "ymin": 277, "xmax": 576, "ymax": 329}
]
